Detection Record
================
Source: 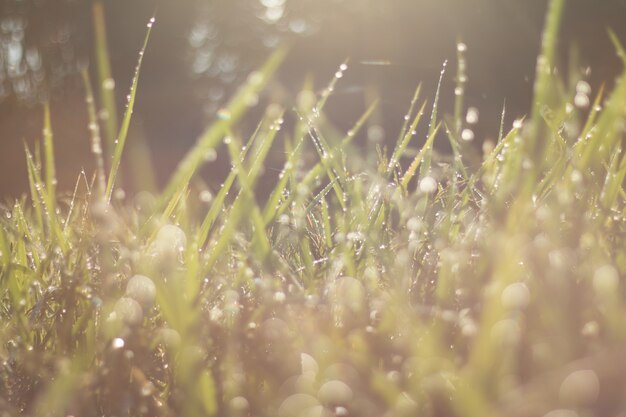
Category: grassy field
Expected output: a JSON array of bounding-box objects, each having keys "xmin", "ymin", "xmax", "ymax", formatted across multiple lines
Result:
[{"xmin": 1, "ymin": 0, "xmax": 626, "ymax": 416}]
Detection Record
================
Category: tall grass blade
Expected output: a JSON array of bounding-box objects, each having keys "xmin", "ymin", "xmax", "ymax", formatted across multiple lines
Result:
[
  {"xmin": 195, "ymin": 124, "xmax": 260, "ymax": 249},
  {"xmin": 42, "ymin": 103, "xmax": 56, "ymax": 214},
  {"xmin": 225, "ymin": 135, "xmax": 271, "ymax": 258},
  {"xmin": 105, "ymin": 16, "xmax": 154, "ymax": 201},
  {"xmin": 418, "ymin": 60, "xmax": 447, "ymax": 182},
  {"xmin": 400, "ymin": 123, "xmax": 440, "ymax": 189},
  {"xmin": 528, "ymin": 0, "xmax": 565, "ymax": 158},
  {"xmin": 81, "ymin": 69, "xmax": 107, "ymax": 196},
  {"xmin": 92, "ymin": 0, "xmax": 119, "ymax": 155},
  {"xmin": 24, "ymin": 145, "xmax": 68, "ymax": 252},
  {"xmin": 386, "ymin": 99, "xmax": 426, "ymax": 177}
]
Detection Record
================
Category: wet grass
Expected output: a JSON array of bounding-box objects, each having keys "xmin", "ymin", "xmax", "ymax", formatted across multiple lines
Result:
[{"xmin": 2, "ymin": 1, "xmax": 626, "ymax": 416}]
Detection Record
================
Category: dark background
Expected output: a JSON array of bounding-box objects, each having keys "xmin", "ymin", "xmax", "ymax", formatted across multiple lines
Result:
[{"xmin": 1, "ymin": 0, "xmax": 625, "ymax": 198}]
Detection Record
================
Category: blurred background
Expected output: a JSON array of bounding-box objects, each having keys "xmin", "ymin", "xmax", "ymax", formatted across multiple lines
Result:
[{"xmin": 1, "ymin": 0, "xmax": 625, "ymax": 198}]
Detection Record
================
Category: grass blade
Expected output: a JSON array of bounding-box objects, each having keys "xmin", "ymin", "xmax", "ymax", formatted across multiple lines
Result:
[
  {"xmin": 105, "ymin": 16, "xmax": 154, "ymax": 201},
  {"xmin": 42, "ymin": 103, "xmax": 56, "ymax": 215},
  {"xmin": 418, "ymin": 60, "xmax": 447, "ymax": 182},
  {"xmin": 92, "ymin": 0, "xmax": 119, "ymax": 155},
  {"xmin": 81, "ymin": 69, "xmax": 107, "ymax": 196}
]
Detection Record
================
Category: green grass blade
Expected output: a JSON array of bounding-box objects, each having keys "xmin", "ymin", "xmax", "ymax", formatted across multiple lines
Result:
[
  {"xmin": 576, "ymin": 84, "xmax": 604, "ymax": 149},
  {"xmin": 81, "ymin": 69, "xmax": 107, "ymax": 196},
  {"xmin": 317, "ymin": 59, "xmax": 349, "ymax": 111},
  {"xmin": 608, "ymin": 29, "xmax": 626, "ymax": 66},
  {"xmin": 105, "ymin": 16, "xmax": 154, "ymax": 201},
  {"xmin": 528, "ymin": 0, "xmax": 565, "ymax": 158},
  {"xmin": 262, "ymin": 136, "xmax": 305, "ymax": 224},
  {"xmin": 42, "ymin": 103, "xmax": 56, "ymax": 214},
  {"xmin": 400, "ymin": 123, "xmax": 440, "ymax": 189},
  {"xmin": 454, "ymin": 40, "xmax": 467, "ymax": 136},
  {"xmin": 579, "ymin": 69, "xmax": 626, "ymax": 171},
  {"xmin": 601, "ymin": 147, "xmax": 626, "ymax": 209},
  {"xmin": 419, "ymin": 60, "xmax": 447, "ymax": 182},
  {"xmin": 24, "ymin": 145, "xmax": 68, "ymax": 253},
  {"xmin": 195, "ymin": 123, "xmax": 261, "ymax": 249},
  {"xmin": 497, "ymin": 99, "xmax": 506, "ymax": 143},
  {"xmin": 92, "ymin": 0, "xmax": 119, "ymax": 155},
  {"xmin": 386, "ymin": 100, "xmax": 426, "ymax": 177},
  {"xmin": 225, "ymin": 135, "xmax": 271, "ymax": 258},
  {"xmin": 397, "ymin": 84, "xmax": 422, "ymax": 145}
]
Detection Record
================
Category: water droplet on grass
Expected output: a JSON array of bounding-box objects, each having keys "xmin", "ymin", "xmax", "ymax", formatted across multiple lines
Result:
[
  {"xmin": 230, "ymin": 396, "xmax": 250, "ymax": 412},
  {"xmin": 200, "ymin": 190, "xmax": 213, "ymax": 203},
  {"xmin": 247, "ymin": 71, "xmax": 264, "ymax": 86},
  {"xmin": 158, "ymin": 328, "xmax": 181, "ymax": 350},
  {"xmin": 217, "ymin": 108, "xmax": 232, "ymax": 120},
  {"xmin": 141, "ymin": 381, "xmax": 155, "ymax": 396},
  {"xmin": 102, "ymin": 78, "xmax": 115, "ymax": 90},
  {"xmin": 274, "ymin": 291, "xmax": 286, "ymax": 303},
  {"xmin": 461, "ymin": 128, "xmax": 474, "ymax": 142},
  {"xmin": 335, "ymin": 406, "xmax": 349, "ymax": 416},
  {"xmin": 465, "ymin": 107, "xmax": 479, "ymax": 124},
  {"xmin": 114, "ymin": 188, "xmax": 126, "ymax": 200},
  {"xmin": 112, "ymin": 337, "xmax": 125, "ymax": 349},
  {"xmin": 204, "ymin": 148, "xmax": 217, "ymax": 162},
  {"xmin": 318, "ymin": 380, "xmax": 353, "ymax": 405},
  {"xmin": 574, "ymin": 93, "xmax": 589, "ymax": 108},
  {"xmin": 126, "ymin": 274, "xmax": 156, "ymax": 310},
  {"xmin": 367, "ymin": 125, "xmax": 384, "ymax": 142},
  {"xmin": 576, "ymin": 80, "xmax": 591, "ymax": 95},
  {"xmin": 301, "ymin": 353, "xmax": 319, "ymax": 375},
  {"xmin": 114, "ymin": 297, "xmax": 143, "ymax": 326},
  {"xmin": 501, "ymin": 282, "xmax": 530, "ymax": 310},
  {"xmin": 419, "ymin": 176, "xmax": 437, "ymax": 194},
  {"xmin": 593, "ymin": 264, "xmax": 619, "ymax": 295}
]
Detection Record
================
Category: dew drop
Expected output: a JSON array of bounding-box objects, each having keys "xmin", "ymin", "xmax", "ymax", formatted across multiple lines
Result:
[
  {"xmin": 204, "ymin": 148, "xmax": 217, "ymax": 162},
  {"xmin": 200, "ymin": 190, "xmax": 213, "ymax": 203},
  {"xmin": 574, "ymin": 93, "xmax": 589, "ymax": 108},
  {"xmin": 593, "ymin": 264, "xmax": 619, "ymax": 295},
  {"xmin": 465, "ymin": 107, "xmax": 479, "ymax": 124},
  {"xmin": 217, "ymin": 108, "xmax": 231, "ymax": 121},
  {"xmin": 419, "ymin": 176, "xmax": 437, "ymax": 194},
  {"xmin": 112, "ymin": 337, "xmax": 125, "ymax": 349},
  {"xmin": 501, "ymin": 282, "xmax": 530, "ymax": 310},
  {"xmin": 102, "ymin": 78, "xmax": 115, "ymax": 90},
  {"xmin": 461, "ymin": 128, "xmax": 475, "ymax": 142}
]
